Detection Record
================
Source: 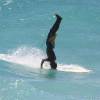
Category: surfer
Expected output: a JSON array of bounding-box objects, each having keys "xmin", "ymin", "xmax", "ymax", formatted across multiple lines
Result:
[{"xmin": 41, "ymin": 14, "xmax": 62, "ymax": 69}]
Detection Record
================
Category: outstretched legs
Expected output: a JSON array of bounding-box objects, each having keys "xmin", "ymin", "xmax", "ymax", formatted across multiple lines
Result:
[{"xmin": 46, "ymin": 14, "xmax": 62, "ymax": 42}]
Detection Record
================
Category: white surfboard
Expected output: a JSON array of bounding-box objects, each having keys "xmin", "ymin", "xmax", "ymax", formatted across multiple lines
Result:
[{"xmin": 0, "ymin": 54, "xmax": 91, "ymax": 73}]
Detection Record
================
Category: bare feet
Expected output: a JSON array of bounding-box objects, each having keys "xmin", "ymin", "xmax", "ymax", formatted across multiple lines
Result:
[{"xmin": 55, "ymin": 14, "xmax": 62, "ymax": 20}]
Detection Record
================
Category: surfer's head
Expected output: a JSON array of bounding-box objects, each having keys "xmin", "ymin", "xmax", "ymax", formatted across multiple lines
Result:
[{"xmin": 50, "ymin": 61, "xmax": 57, "ymax": 69}]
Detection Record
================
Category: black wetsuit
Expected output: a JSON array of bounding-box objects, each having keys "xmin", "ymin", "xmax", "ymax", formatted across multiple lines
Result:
[{"xmin": 41, "ymin": 14, "xmax": 62, "ymax": 69}]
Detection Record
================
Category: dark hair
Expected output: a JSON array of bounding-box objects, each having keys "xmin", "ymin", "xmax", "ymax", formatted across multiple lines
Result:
[{"xmin": 50, "ymin": 61, "xmax": 57, "ymax": 69}]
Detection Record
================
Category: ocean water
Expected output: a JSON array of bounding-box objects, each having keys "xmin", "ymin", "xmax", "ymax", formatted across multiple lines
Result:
[{"xmin": 0, "ymin": 0, "xmax": 100, "ymax": 100}]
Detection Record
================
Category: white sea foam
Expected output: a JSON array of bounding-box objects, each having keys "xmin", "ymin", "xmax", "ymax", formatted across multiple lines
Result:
[
  {"xmin": 0, "ymin": 46, "xmax": 92, "ymax": 73},
  {"xmin": 3, "ymin": 0, "xmax": 13, "ymax": 6}
]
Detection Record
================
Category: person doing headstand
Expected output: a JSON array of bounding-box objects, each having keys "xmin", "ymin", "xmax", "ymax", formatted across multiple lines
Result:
[{"xmin": 41, "ymin": 14, "xmax": 62, "ymax": 69}]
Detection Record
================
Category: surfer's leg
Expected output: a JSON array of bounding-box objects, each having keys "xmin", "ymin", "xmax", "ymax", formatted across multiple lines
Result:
[
  {"xmin": 41, "ymin": 58, "xmax": 49, "ymax": 69},
  {"xmin": 49, "ymin": 14, "xmax": 62, "ymax": 34},
  {"xmin": 46, "ymin": 14, "xmax": 62, "ymax": 47}
]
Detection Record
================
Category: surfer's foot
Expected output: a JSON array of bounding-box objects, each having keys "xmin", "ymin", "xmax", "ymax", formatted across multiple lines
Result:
[{"xmin": 55, "ymin": 14, "xmax": 62, "ymax": 20}]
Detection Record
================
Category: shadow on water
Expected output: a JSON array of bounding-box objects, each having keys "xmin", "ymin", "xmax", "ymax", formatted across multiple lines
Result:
[{"xmin": 45, "ymin": 69, "xmax": 57, "ymax": 79}]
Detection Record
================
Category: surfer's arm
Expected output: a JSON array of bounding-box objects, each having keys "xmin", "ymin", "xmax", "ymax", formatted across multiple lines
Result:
[
  {"xmin": 41, "ymin": 58, "xmax": 49, "ymax": 69},
  {"xmin": 41, "ymin": 59, "xmax": 44, "ymax": 69}
]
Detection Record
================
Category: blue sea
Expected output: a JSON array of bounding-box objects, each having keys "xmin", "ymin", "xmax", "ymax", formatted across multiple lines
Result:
[{"xmin": 0, "ymin": 0, "xmax": 100, "ymax": 100}]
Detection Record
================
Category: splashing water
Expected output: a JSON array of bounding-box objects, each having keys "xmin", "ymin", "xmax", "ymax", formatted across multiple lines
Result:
[
  {"xmin": 0, "ymin": 46, "xmax": 91, "ymax": 73},
  {"xmin": 0, "ymin": 47, "xmax": 45, "ymax": 68}
]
